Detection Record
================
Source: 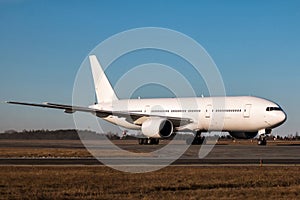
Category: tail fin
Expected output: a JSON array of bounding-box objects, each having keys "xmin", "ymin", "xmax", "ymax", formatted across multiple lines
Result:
[{"xmin": 89, "ymin": 55, "xmax": 118, "ymax": 103}]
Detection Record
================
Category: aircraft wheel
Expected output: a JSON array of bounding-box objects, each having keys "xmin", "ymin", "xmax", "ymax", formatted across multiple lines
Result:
[
  {"xmin": 187, "ymin": 136, "xmax": 205, "ymax": 145},
  {"xmin": 150, "ymin": 138, "xmax": 159, "ymax": 145},
  {"xmin": 194, "ymin": 137, "xmax": 205, "ymax": 145},
  {"xmin": 138, "ymin": 138, "xmax": 148, "ymax": 145},
  {"xmin": 138, "ymin": 138, "xmax": 160, "ymax": 145},
  {"xmin": 257, "ymin": 138, "xmax": 267, "ymax": 145},
  {"xmin": 138, "ymin": 138, "xmax": 144, "ymax": 145}
]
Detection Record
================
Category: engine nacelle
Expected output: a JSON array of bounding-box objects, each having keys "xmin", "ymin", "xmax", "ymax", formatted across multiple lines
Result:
[
  {"xmin": 229, "ymin": 131, "xmax": 258, "ymax": 139},
  {"xmin": 141, "ymin": 118, "xmax": 173, "ymax": 138}
]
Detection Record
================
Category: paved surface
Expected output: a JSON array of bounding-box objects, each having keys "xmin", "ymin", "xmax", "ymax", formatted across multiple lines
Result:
[
  {"xmin": 1, "ymin": 142, "xmax": 299, "ymax": 165},
  {"xmin": 0, "ymin": 157, "xmax": 300, "ymax": 166}
]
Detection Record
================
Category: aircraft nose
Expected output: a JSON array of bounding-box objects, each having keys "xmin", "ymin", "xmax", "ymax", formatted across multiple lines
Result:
[
  {"xmin": 267, "ymin": 110, "xmax": 287, "ymax": 128},
  {"xmin": 274, "ymin": 110, "xmax": 287, "ymax": 126},
  {"xmin": 280, "ymin": 110, "xmax": 287, "ymax": 124}
]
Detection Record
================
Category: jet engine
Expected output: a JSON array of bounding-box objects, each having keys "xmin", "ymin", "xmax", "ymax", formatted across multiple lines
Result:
[
  {"xmin": 229, "ymin": 131, "xmax": 258, "ymax": 139},
  {"xmin": 141, "ymin": 118, "xmax": 173, "ymax": 138}
]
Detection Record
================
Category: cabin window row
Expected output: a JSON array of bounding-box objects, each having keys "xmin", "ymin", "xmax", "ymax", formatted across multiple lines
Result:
[
  {"xmin": 133, "ymin": 109, "xmax": 242, "ymax": 113},
  {"xmin": 150, "ymin": 109, "xmax": 202, "ymax": 113},
  {"xmin": 214, "ymin": 109, "xmax": 242, "ymax": 112},
  {"xmin": 151, "ymin": 110, "xmax": 170, "ymax": 113},
  {"xmin": 170, "ymin": 109, "xmax": 201, "ymax": 113},
  {"xmin": 129, "ymin": 110, "xmax": 143, "ymax": 113}
]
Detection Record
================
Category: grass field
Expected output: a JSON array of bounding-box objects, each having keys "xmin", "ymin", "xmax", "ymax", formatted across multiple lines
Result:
[{"xmin": 0, "ymin": 166, "xmax": 299, "ymax": 200}]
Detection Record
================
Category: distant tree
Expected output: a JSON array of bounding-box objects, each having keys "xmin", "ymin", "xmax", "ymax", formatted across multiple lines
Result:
[{"xmin": 276, "ymin": 135, "xmax": 282, "ymax": 140}]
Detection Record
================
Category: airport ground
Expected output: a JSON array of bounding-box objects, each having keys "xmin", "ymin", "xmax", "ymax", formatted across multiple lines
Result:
[
  {"xmin": 0, "ymin": 139, "xmax": 300, "ymax": 199},
  {"xmin": 1, "ymin": 139, "xmax": 300, "ymax": 158},
  {"xmin": 0, "ymin": 165, "xmax": 300, "ymax": 199}
]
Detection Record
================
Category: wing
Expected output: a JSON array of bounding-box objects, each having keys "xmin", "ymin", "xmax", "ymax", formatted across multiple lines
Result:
[
  {"xmin": 6, "ymin": 101, "xmax": 193, "ymax": 128},
  {"xmin": 6, "ymin": 101, "xmax": 112, "ymax": 117},
  {"xmin": 108, "ymin": 110, "xmax": 193, "ymax": 127}
]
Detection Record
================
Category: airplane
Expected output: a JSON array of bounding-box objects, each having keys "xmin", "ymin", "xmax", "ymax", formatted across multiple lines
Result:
[{"xmin": 7, "ymin": 55, "xmax": 287, "ymax": 145}]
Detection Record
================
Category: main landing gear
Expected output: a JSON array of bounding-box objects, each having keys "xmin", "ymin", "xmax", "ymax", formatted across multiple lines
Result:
[
  {"xmin": 186, "ymin": 131, "xmax": 206, "ymax": 145},
  {"xmin": 138, "ymin": 138, "xmax": 159, "ymax": 145}
]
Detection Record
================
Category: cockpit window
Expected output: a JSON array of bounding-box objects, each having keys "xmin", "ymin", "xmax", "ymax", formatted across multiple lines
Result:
[{"xmin": 266, "ymin": 107, "xmax": 282, "ymax": 111}]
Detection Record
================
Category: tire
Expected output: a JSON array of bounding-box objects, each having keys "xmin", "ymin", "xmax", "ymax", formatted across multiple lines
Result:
[
  {"xmin": 138, "ymin": 138, "xmax": 144, "ymax": 145},
  {"xmin": 149, "ymin": 138, "xmax": 159, "ymax": 145},
  {"xmin": 193, "ymin": 137, "xmax": 205, "ymax": 145},
  {"xmin": 258, "ymin": 139, "xmax": 267, "ymax": 145}
]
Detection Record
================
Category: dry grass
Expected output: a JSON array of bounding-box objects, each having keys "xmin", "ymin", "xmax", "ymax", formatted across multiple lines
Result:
[
  {"xmin": 0, "ymin": 166, "xmax": 299, "ymax": 199},
  {"xmin": 0, "ymin": 148, "xmax": 92, "ymax": 158}
]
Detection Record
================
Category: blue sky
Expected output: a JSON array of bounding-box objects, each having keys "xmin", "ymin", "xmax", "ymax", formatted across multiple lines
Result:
[{"xmin": 0, "ymin": 0, "xmax": 299, "ymax": 135}]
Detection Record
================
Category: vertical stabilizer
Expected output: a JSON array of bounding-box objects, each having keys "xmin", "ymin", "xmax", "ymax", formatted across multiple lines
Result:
[{"xmin": 89, "ymin": 55, "xmax": 118, "ymax": 103}]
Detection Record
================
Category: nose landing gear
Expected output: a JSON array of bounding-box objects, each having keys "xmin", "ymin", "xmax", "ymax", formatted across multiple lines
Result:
[
  {"xmin": 257, "ymin": 136, "xmax": 267, "ymax": 145},
  {"xmin": 257, "ymin": 129, "xmax": 272, "ymax": 145}
]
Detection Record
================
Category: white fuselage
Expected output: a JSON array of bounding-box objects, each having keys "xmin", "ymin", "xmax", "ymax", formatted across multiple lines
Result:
[
  {"xmin": 90, "ymin": 96, "xmax": 287, "ymax": 133},
  {"xmin": 7, "ymin": 55, "xmax": 287, "ymax": 141}
]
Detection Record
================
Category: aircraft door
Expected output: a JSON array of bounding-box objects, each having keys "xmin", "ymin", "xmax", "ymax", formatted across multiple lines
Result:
[
  {"xmin": 144, "ymin": 105, "xmax": 151, "ymax": 115},
  {"xmin": 205, "ymin": 105, "xmax": 212, "ymax": 118},
  {"xmin": 243, "ymin": 104, "xmax": 251, "ymax": 118}
]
